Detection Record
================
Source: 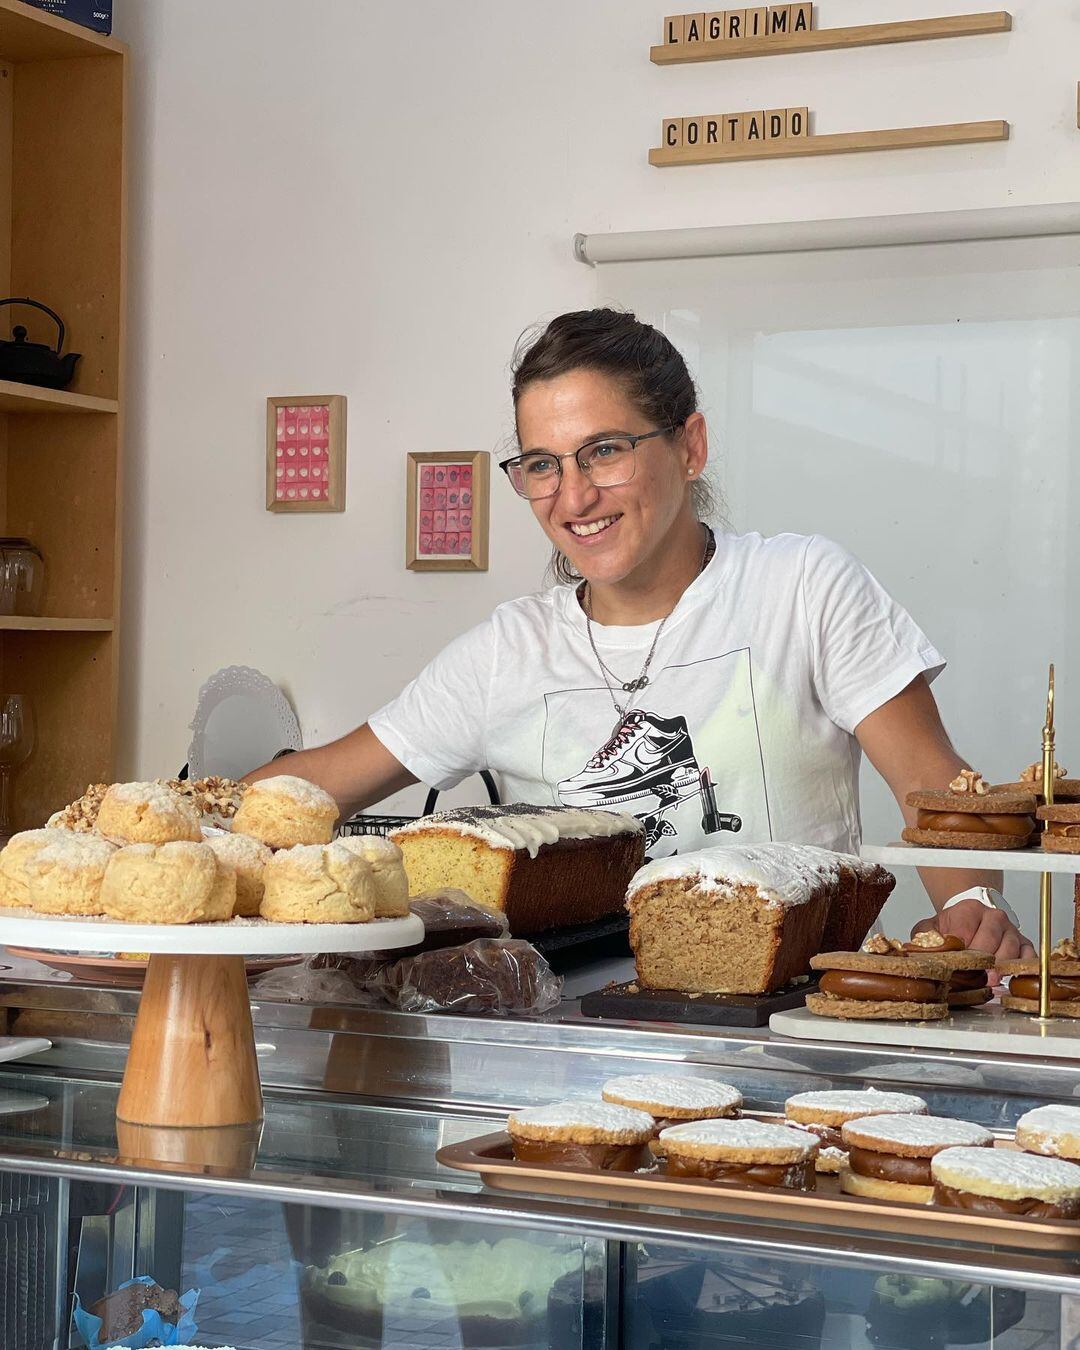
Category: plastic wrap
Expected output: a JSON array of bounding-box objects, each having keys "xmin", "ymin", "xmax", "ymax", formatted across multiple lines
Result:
[
  {"xmin": 72, "ymin": 1276, "xmax": 199, "ymax": 1348},
  {"xmin": 371, "ymin": 937, "xmax": 563, "ymax": 1016}
]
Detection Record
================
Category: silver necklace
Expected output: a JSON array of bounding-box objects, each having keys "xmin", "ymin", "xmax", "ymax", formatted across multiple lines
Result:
[{"xmin": 583, "ymin": 525, "xmax": 714, "ymax": 724}]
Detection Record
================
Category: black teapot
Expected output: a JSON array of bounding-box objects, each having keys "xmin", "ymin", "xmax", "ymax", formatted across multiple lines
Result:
[{"xmin": 0, "ymin": 298, "xmax": 81, "ymax": 389}]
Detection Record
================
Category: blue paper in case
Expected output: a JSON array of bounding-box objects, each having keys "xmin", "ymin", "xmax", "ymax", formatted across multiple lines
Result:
[{"xmin": 72, "ymin": 1275, "xmax": 200, "ymax": 1347}]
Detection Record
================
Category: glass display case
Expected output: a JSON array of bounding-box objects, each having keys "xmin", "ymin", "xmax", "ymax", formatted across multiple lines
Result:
[{"xmin": 0, "ymin": 969, "xmax": 1077, "ymax": 1350}]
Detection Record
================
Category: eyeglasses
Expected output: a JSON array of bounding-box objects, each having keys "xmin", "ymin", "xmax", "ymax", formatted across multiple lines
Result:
[{"xmin": 499, "ymin": 426, "xmax": 678, "ymax": 501}]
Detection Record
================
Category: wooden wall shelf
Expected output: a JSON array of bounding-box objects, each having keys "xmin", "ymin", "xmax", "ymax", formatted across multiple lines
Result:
[
  {"xmin": 0, "ymin": 381, "xmax": 118, "ymax": 415},
  {"xmin": 0, "ymin": 617, "xmax": 114, "ymax": 632},
  {"xmin": 0, "ymin": 2, "xmax": 128, "ymax": 829},
  {"xmin": 0, "ymin": 0, "xmax": 124, "ymax": 60},
  {"xmin": 650, "ymin": 11, "xmax": 1012, "ymax": 65},
  {"xmin": 650, "ymin": 119, "xmax": 1009, "ymax": 166}
]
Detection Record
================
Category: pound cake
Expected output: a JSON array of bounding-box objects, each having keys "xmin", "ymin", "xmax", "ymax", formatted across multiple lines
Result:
[
  {"xmin": 390, "ymin": 804, "xmax": 644, "ymax": 935},
  {"xmin": 625, "ymin": 844, "xmax": 842, "ymax": 995}
]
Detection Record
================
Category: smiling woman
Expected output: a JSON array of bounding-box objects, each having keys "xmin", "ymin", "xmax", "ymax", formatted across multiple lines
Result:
[{"xmin": 246, "ymin": 308, "xmax": 1030, "ymax": 960}]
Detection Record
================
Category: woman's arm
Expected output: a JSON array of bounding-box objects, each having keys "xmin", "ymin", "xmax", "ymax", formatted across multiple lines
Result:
[
  {"xmin": 245, "ymin": 723, "xmax": 417, "ymax": 818},
  {"xmin": 856, "ymin": 676, "xmax": 1033, "ymax": 960}
]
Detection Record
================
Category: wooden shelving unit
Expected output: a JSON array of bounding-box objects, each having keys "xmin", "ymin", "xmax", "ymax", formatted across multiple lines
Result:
[
  {"xmin": 650, "ymin": 11, "xmax": 1012, "ymax": 65},
  {"xmin": 0, "ymin": 1, "xmax": 126, "ymax": 829},
  {"xmin": 650, "ymin": 119, "xmax": 1009, "ymax": 167}
]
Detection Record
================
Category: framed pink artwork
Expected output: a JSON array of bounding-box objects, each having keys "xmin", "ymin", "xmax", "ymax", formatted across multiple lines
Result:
[
  {"xmin": 406, "ymin": 451, "xmax": 489, "ymax": 571},
  {"xmin": 266, "ymin": 395, "xmax": 346, "ymax": 512}
]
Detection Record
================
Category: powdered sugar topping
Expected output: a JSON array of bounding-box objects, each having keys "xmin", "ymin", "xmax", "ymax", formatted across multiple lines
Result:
[
  {"xmin": 786, "ymin": 1089, "xmax": 927, "ymax": 1116},
  {"xmin": 627, "ymin": 843, "xmax": 841, "ymax": 909},
  {"xmin": 35, "ymin": 832, "xmax": 116, "ymax": 869},
  {"xmin": 659, "ymin": 1119, "xmax": 818, "ymax": 1155},
  {"xmin": 842, "ymin": 1114, "xmax": 992, "ymax": 1149},
  {"xmin": 932, "ymin": 1146, "xmax": 1080, "ymax": 1198},
  {"xmin": 603, "ymin": 1074, "xmax": 742, "ymax": 1112},
  {"xmin": 394, "ymin": 804, "xmax": 642, "ymax": 858},
  {"xmin": 266, "ymin": 841, "xmax": 354, "ymax": 876},
  {"xmin": 106, "ymin": 781, "xmax": 197, "ymax": 818},
  {"xmin": 204, "ymin": 830, "xmax": 272, "ymax": 871},
  {"xmin": 336, "ymin": 835, "xmax": 403, "ymax": 864},
  {"xmin": 509, "ymin": 1100, "xmax": 654, "ymax": 1134},
  {"xmin": 1016, "ymin": 1105, "xmax": 1080, "ymax": 1154},
  {"xmin": 248, "ymin": 775, "xmax": 336, "ymax": 811}
]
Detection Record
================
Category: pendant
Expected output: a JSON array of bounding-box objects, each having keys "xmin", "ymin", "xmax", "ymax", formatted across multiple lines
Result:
[{"xmin": 622, "ymin": 676, "xmax": 649, "ymax": 693}]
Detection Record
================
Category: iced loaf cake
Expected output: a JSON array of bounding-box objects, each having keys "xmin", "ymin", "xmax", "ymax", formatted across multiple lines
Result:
[
  {"xmin": 390, "ymin": 804, "xmax": 644, "ymax": 935},
  {"xmin": 626, "ymin": 843, "xmax": 846, "ymax": 994}
]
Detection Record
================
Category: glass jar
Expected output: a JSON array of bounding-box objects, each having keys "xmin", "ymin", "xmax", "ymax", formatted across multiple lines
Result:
[{"xmin": 0, "ymin": 538, "xmax": 44, "ymax": 616}]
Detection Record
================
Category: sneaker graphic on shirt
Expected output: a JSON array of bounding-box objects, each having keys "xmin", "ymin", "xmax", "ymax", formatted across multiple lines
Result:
[{"xmin": 557, "ymin": 709, "xmax": 701, "ymax": 809}]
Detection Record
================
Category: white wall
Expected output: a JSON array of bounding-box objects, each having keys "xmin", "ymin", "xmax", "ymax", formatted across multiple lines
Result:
[{"xmin": 113, "ymin": 0, "xmax": 1080, "ymax": 824}]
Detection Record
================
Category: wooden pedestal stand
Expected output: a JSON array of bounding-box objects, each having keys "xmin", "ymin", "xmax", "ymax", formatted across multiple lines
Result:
[
  {"xmin": 0, "ymin": 910, "xmax": 424, "ymax": 1130},
  {"xmin": 116, "ymin": 954, "xmax": 262, "ymax": 1127}
]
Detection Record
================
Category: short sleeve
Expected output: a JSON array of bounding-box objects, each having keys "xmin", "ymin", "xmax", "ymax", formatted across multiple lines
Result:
[
  {"xmin": 801, "ymin": 535, "xmax": 945, "ymax": 734},
  {"xmin": 367, "ymin": 619, "xmax": 495, "ymax": 790}
]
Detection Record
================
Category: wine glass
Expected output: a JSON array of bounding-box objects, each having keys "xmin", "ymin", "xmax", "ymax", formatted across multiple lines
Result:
[{"xmin": 0, "ymin": 695, "xmax": 34, "ymax": 841}]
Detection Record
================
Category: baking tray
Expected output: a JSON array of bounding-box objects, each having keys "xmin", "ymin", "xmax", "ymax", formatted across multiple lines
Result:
[
  {"xmin": 579, "ymin": 977, "xmax": 817, "ymax": 1027},
  {"xmin": 437, "ymin": 1129, "xmax": 1080, "ymax": 1253}
]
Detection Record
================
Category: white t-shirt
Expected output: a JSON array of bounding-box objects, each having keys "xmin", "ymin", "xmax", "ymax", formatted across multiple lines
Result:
[{"xmin": 369, "ymin": 532, "xmax": 944, "ymax": 859}]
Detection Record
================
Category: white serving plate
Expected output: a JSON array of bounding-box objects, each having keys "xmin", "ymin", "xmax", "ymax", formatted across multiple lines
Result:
[
  {"xmin": 861, "ymin": 841, "xmax": 1080, "ymax": 874},
  {"xmin": 0, "ymin": 909, "xmax": 423, "ymax": 956}
]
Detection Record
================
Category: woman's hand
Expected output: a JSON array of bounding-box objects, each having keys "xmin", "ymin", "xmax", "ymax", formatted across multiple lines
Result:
[{"xmin": 910, "ymin": 902, "xmax": 1035, "ymax": 963}]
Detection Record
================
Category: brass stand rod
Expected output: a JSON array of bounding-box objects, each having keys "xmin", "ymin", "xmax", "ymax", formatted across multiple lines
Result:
[{"xmin": 1038, "ymin": 664, "xmax": 1056, "ymax": 1021}]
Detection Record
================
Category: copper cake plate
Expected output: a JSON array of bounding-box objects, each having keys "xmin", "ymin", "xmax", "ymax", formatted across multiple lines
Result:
[{"xmin": 437, "ymin": 1129, "xmax": 1080, "ymax": 1253}]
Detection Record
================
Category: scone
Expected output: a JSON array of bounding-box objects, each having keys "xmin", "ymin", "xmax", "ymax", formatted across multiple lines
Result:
[
  {"xmin": 335, "ymin": 834, "xmax": 410, "ymax": 916},
  {"xmin": 96, "ymin": 782, "xmax": 202, "ymax": 845},
  {"xmin": 203, "ymin": 828, "xmax": 272, "ymax": 918},
  {"xmin": 0, "ymin": 829, "xmax": 54, "ymax": 907},
  {"xmin": 102, "ymin": 842, "xmax": 236, "ymax": 923},
  {"xmin": 260, "ymin": 842, "xmax": 375, "ymax": 923},
  {"xmin": 232, "ymin": 775, "xmax": 338, "ymax": 848},
  {"xmin": 25, "ymin": 832, "xmax": 117, "ymax": 915}
]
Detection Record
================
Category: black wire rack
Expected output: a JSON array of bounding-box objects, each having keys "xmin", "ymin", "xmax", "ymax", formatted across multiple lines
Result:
[{"xmin": 339, "ymin": 770, "xmax": 500, "ymax": 837}]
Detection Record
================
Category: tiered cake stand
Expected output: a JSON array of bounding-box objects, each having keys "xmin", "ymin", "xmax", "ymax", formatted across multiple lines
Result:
[{"xmin": 0, "ymin": 911, "xmax": 422, "ymax": 1127}]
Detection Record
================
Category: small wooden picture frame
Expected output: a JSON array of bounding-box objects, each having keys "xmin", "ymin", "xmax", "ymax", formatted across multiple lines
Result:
[
  {"xmin": 406, "ymin": 451, "xmax": 489, "ymax": 571},
  {"xmin": 266, "ymin": 395, "xmax": 346, "ymax": 512}
]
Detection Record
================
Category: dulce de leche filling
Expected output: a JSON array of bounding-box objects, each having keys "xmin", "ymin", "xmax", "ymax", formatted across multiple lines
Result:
[
  {"xmin": 916, "ymin": 809, "xmax": 1033, "ymax": 837},
  {"xmin": 950, "ymin": 969, "xmax": 990, "ymax": 993},
  {"xmin": 1008, "ymin": 975, "xmax": 1080, "ymax": 1002},
  {"xmin": 1045, "ymin": 821, "xmax": 1080, "ymax": 838},
  {"xmin": 511, "ymin": 1137, "xmax": 650, "ymax": 1172},
  {"xmin": 848, "ymin": 1147, "xmax": 932, "ymax": 1186},
  {"xmin": 665, "ymin": 1154, "xmax": 815, "ymax": 1190},
  {"xmin": 934, "ymin": 1182, "xmax": 1080, "ymax": 1220},
  {"xmin": 819, "ymin": 971, "xmax": 947, "ymax": 1003},
  {"xmin": 787, "ymin": 1121, "xmax": 845, "ymax": 1152}
]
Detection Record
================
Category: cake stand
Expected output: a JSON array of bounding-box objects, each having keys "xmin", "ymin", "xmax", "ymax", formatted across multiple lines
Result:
[{"xmin": 0, "ymin": 910, "xmax": 422, "ymax": 1128}]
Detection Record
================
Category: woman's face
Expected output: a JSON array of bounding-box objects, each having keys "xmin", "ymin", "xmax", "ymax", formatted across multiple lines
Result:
[{"xmin": 514, "ymin": 369, "xmax": 706, "ymax": 587}]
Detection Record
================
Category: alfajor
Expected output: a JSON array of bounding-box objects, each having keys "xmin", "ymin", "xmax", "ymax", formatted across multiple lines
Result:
[
  {"xmin": 903, "ymin": 771, "xmax": 1036, "ymax": 850},
  {"xmin": 1015, "ymin": 1105, "xmax": 1080, "ymax": 1162},
  {"xmin": 840, "ymin": 1115, "xmax": 993, "ymax": 1204},
  {"xmin": 601, "ymin": 1074, "xmax": 742, "ymax": 1130},
  {"xmin": 656, "ymin": 1118, "xmax": 818, "ymax": 1191},
  {"xmin": 1001, "ymin": 939, "xmax": 1080, "ymax": 1017},
  {"xmin": 784, "ymin": 1089, "xmax": 928, "ymax": 1174},
  {"xmin": 808, "ymin": 937, "xmax": 950, "ymax": 1021},
  {"xmin": 932, "ymin": 1146, "xmax": 1080, "ymax": 1219},
  {"xmin": 507, "ymin": 1101, "xmax": 654, "ymax": 1172}
]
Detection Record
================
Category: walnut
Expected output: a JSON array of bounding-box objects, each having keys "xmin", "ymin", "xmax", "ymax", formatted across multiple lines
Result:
[
  {"xmin": 48, "ymin": 783, "xmax": 110, "ymax": 832},
  {"xmin": 1020, "ymin": 760, "xmax": 1068, "ymax": 783},
  {"xmin": 163, "ymin": 776, "xmax": 247, "ymax": 820},
  {"xmin": 1052, "ymin": 938, "xmax": 1080, "ymax": 961},
  {"xmin": 949, "ymin": 769, "xmax": 989, "ymax": 796},
  {"xmin": 905, "ymin": 930, "xmax": 947, "ymax": 949},
  {"xmin": 862, "ymin": 934, "xmax": 903, "ymax": 955}
]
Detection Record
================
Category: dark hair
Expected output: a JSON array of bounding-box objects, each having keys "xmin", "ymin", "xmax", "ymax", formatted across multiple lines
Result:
[{"xmin": 511, "ymin": 307, "xmax": 718, "ymax": 584}]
